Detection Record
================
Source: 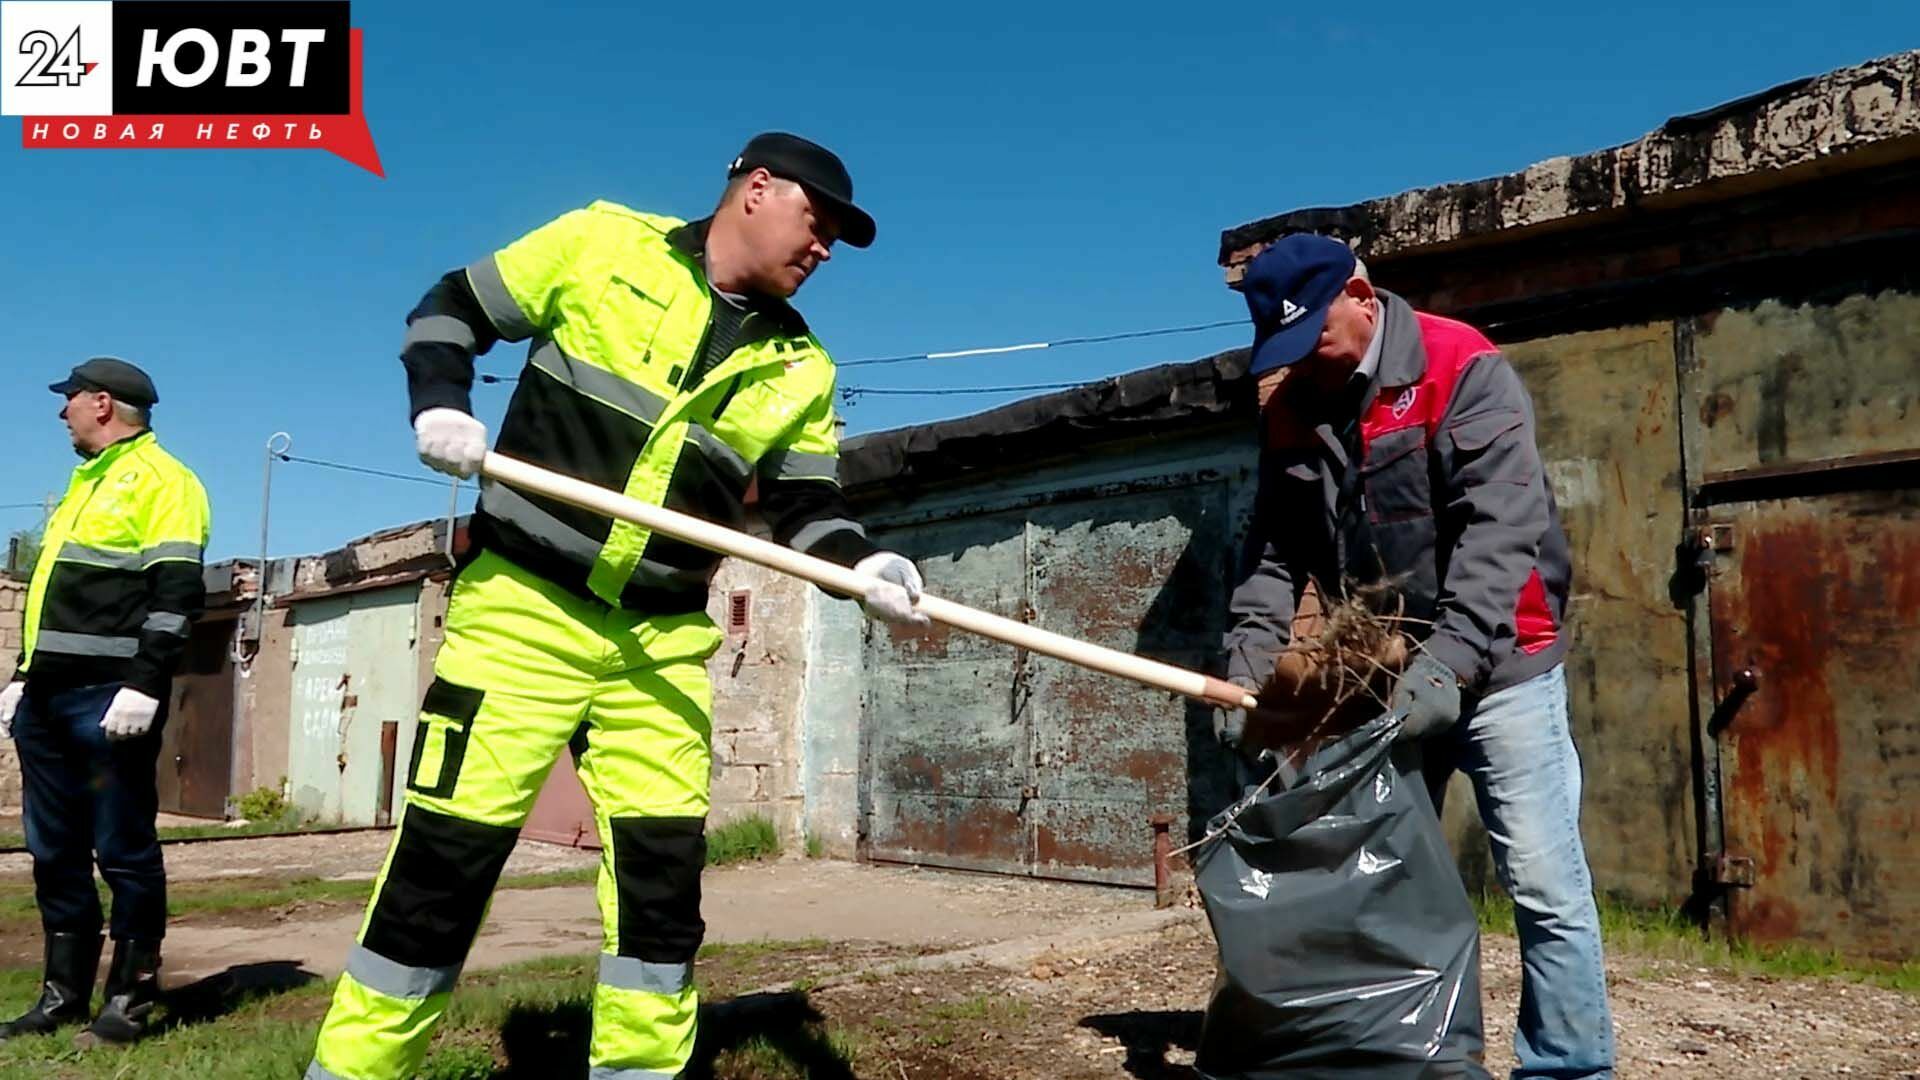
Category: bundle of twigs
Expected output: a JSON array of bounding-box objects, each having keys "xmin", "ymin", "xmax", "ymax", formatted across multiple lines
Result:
[{"xmin": 1243, "ymin": 577, "xmax": 1426, "ymax": 758}]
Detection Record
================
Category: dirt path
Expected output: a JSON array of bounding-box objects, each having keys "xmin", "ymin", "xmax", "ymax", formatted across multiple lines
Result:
[
  {"xmin": 145, "ymin": 858, "xmax": 1916, "ymax": 1077},
  {"xmin": 1, "ymin": 824, "xmax": 1911, "ymax": 1077},
  {"xmin": 794, "ymin": 914, "xmax": 1920, "ymax": 1079},
  {"xmin": 153, "ymin": 860, "xmax": 1153, "ymax": 987}
]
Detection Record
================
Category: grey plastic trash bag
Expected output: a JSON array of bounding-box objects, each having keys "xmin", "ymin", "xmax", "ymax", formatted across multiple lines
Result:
[{"xmin": 1193, "ymin": 711, "xmax": 1488, "ymax": 1079}]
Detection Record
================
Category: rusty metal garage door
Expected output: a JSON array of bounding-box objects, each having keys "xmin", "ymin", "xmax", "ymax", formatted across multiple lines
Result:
[
  {"xmin": 862, "ymin": 476, "xmax": 1232, "ymax": 886},
  {"xmin": 160, "ymin": 614, "xmax": 237, "ymax": 818},
  {"xmin": 1688, "ymin": 293, "xmax": 1920, "ymax": 958},
  {"xmin": 1703, "ymin": 484, "xmax": 1920, "ymax": 958}
]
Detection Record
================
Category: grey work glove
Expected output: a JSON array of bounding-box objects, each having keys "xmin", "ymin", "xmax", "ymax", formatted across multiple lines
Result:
[
  {"xmin": 0, "ymin": 681, "xmax": 22, "ymax": 739},
  {"xmin": 1390, "ymin": 653, "xmax": 1464, "ymax": 742},
  {"xmin": 1213, "ymin": 678, "xmax": 1259, "ymax": 748},
  {"xmin": 853, "ymin": 552, "xmax": 931, "ymax": 628}
]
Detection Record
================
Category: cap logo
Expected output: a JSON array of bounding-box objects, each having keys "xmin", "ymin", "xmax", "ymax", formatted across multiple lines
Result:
[
  {"xmin": 728, "ymin": 155, "xmax": 743, "ymax": 173},
  {"xmin": 1279, "ymin": 298, "xmax": 1306, "ymax": 326}
]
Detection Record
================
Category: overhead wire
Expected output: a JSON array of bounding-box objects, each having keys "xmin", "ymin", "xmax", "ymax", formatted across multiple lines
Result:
[
  {"xmin": 837, "ymin": 318, "xmax": 1243, "ymax": 369},
  {"xmin": 471, "ymin": 315, "xmax": 1245, "ymax": 403},
  {"xmin": 275, "ymin": 453, "xmax": 465, "ymax": 491}
]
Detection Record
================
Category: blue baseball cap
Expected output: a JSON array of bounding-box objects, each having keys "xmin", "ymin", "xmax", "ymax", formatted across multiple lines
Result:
[{"xmin": 1243, "ymin": 234, "xmax": 1358, "ymax": 375}]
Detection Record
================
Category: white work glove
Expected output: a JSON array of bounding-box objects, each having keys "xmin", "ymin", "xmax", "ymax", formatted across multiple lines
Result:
[
  {"xmin": 414, "ymin": 407, "xmax": 488, "ymax": 479},
  {"xmin": 0, "ymin": 681, "xmax": 22, "ymax": 739},
  {"xmin": 853, "ymin": 552, "xmax": 931, "ymax": 628},
  {"xmin": 100, "ymin": 688, "xmax": 161, "ymax": 741}
]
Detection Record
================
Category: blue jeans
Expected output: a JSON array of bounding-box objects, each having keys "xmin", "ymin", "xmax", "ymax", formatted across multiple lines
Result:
[
  {"xmin": 1424, "ymin": 664, "xmax": 1615, "ymax": 1080},
  {"xmin": 11, "ymin": 682, "xmax": 169, "ymax": 941}
]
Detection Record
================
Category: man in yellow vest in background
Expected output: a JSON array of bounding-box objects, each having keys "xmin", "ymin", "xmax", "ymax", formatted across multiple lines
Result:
[
  {"xmin": 308, "ymin": 133, "xmax": 927, "ymax": 1080},
  {"xmin": 0, "ymin": 357, "xmax": 210, "ymax": 1046}
]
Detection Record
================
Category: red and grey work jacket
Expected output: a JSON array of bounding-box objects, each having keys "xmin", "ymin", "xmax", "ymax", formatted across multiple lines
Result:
[{"xmin": 1224, "ymin": 291, "xmax": 1571, "ymax": 697}]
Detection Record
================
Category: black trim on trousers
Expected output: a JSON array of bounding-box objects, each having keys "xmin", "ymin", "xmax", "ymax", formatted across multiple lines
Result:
[
  {"xmin": 362, "ymin": 806, "xmax": 518, "ymax": 970},
  {"xmin": 408, "ymin": 677, "xmax": 483, "ymax": 799},
  {"xmin": 609, "ymin": 817, "xmax": 706, "ymax": 963}
]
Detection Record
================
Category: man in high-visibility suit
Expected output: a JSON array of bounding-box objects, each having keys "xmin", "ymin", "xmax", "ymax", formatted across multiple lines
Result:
[
  {"xmin": 0, "ymin": 357, "xmax": 209, "ymax": 1047},
  {"xmin": 307, "ymin": 132, "xmax": 927, "ymax": 1080}
]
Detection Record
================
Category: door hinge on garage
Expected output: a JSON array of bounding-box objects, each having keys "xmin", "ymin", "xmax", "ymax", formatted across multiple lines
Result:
[{"xmin": 1705, "ymin": 852, "xmax": 1755, "ymax": 887}]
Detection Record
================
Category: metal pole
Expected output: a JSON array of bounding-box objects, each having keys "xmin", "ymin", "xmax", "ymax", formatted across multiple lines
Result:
[
  {"xmin": 445, "ymin": 475, "xmax": 460, "ymax": 565},
  {"xmin": 244, "ymin": 432, "xmax": 293, "ymax": 664}
]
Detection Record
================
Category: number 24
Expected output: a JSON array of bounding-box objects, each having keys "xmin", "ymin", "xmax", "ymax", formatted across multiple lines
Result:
[{"xmin": 16, "ymin": 29, "xmax": 87, "ymax": 88}]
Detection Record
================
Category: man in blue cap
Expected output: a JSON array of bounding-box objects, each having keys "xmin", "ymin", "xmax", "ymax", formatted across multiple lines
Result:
[{"xmin": 1221, "ymin": 234, "xmax": 1615, "ymax": 1079}]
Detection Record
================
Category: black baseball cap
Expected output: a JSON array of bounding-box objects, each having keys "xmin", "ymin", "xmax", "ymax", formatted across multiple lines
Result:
[
  {"xmin": 728, "ymin": 132, "xmax": 876, "ymax": 248},
  {"xmin": 49, "ymin": 356, "xmax": 159, "ymax": 408}
]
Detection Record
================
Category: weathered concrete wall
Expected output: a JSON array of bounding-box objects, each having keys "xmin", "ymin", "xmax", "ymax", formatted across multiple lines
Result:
[
  {"xmin": 1468, "ymin": 323, "xmax": 1696, "ymax": 902},
  {"xmin": 240, "ymin": 604, "xmax": 297, "ymax": 801},
  {"xmin": 705, "ymin": 558, "xmax": 812, "ymax": 846},
  {"xmin": 230, "ymin": 507, "xmax": 820, "ymax": 848},
  {"xmin": 0, "ymin": 576, "xmax": 25, "ymax": 810},
  {"xmin": 389, "ymin": 576, "xmax": 449, "ymax": 820},
  {"xmin": 1221, "ymin": 50, "xmax": 1920, "ymax": 274},
  {"xmin": 1690, "ymin": 290, "xmax": 1919, "ymax": 476},
  {"xmin": 803, "ymin": 586, "xmax": 866, "ymax": 858}
]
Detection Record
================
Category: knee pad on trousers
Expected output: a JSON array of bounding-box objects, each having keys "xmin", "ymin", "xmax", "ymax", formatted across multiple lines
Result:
[
  {"xmin": 609, "ymin": 817, "xmax": 705, "ymax": 962},
  {"xmin": 363, "ymin": 806, "xmax": 518, "ymax": 969}
]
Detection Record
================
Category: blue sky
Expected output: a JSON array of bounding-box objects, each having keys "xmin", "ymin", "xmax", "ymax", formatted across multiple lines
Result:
[{"xmin": 2, "ymin": 2, "xmax": 1913, "ymax": 561}]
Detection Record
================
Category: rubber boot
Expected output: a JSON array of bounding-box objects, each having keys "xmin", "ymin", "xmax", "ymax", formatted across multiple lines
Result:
[
  {"xmin": 76, "ymin": 939, "xmax": 161, "ymax": 1047},
  {"xmin": 0, "ymin": 931, "xmax": 102, "ymax": 1040}
]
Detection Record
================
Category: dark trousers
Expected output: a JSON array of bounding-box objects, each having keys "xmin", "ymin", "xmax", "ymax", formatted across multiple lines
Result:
[{"xmin": 11, "ymin": 683, "xmax": 168, "ymax": 941}]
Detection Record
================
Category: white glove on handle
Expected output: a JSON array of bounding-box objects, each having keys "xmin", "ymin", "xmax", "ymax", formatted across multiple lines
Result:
[
  {"xmin": 853, "ymin": 552, "xmax": 931, "ymax": 628},
  {"xmin": 0, "ymin": 681, "xmax": 22, "ymax": 740},
  {"xmin": 414, "ymin": 407, "xmax": 488, "ymax": 479},
  {"xmin": 101, "ymin": 688, "xmax": 161, "ymax": 741}
]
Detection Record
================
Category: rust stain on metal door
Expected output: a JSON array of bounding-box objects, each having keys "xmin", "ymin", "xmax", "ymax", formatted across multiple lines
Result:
[
  {"xmin": 1708, "ymin": 489, "xmax": 1920, "ymax": 958},
  {"xmin": 1025, "ymin": 484, "xmax": 1228, "ymax": 886},
  {"xmin": 863, "ymin": 510, "xmax": 1034, "ymax": 876},
  {"xmin": 160, "ymin": 615, "xmax": 237, "ymax": 819}
]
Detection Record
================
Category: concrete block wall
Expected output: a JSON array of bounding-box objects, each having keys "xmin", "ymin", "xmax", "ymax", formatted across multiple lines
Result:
[
  {"xmin": 0, "ymin": 576, "xmax": 22, "ymax": 810},
  {"xmin": 705, "ymin": 559, "xmax": 814, "ymax": 849}
]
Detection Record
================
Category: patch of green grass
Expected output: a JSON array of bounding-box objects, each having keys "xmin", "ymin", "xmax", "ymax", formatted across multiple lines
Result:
[
  {"xmin": 700, "ymin": 938, "xmax": 829, "ymax": 963},
  {"xmin": 804, "ymin": 832, "xmax": 825, "ymax": 859},
  {"xmin": 499, "ymin": 868, "xmax": 598, "ymax": 891},
  {"xmin": 707, "ymin": 815, "xmax": 781, "ymax": 867},
  {"xmin": 0, "ymin": 947, "xmax": 863, "ymax": 1079},
  {"xmin": 0, "ymin": 966, "xmax": 335, "ymax": 1078},
  {"xmin": 710, "ymin": 1027, "xmax": 865, "ymax": 1080},
  {"xmin": 701, "ymin": 937, "xmax": 829, "ymax": 962},
  {"xmin": 0, "ymin": 811, "xmax": 333, "ymax": 851},
  {"xmin": 1472, "ymin": 890, "xmax": 1920, "ymax": 994},
  {"xmin": 0, "ymin": 817, "xmax": 778, "ymax": 940},
  {"xmin": 926, "ymin": 994, "xmax": 1031, "ymax": 1024},
  {"xmin": 0, "ymin": 869, "xmax": 602, "ymax": 932},
  {"xmin": 233, "ymin": 783, "xmax": 292, "ymax": 824}
]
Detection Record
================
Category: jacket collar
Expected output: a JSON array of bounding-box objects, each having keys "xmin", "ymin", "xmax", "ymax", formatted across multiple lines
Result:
[
  {"xmin": 1373, "ymin": 290, "xmax": 1428, "ymax": 388},
  {"xmin": 666, "ymin": 217, "xmax": 811, "ymax": 338},
  {"xmin": 76, "ymin": 430, "xmax": 153, "ymax": 476}
]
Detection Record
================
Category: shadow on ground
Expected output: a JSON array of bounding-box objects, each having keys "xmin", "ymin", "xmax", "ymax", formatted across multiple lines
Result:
[
  {"xmin": 1080, "ymin": 1009, "xmax": 1203, "ymax": 1080},
  {"xmin": 492, "ymin": 991, "xmax": 854, "ymax": 1079},
  {"xmin": 158, "ymin": 960, "xmax": 321, "ymax": 1031}
]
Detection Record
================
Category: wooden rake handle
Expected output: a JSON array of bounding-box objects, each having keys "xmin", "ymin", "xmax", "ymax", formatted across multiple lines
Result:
[{"xmin": 480, "ymin": 452, "xmax": 1259, "ymax": 712}]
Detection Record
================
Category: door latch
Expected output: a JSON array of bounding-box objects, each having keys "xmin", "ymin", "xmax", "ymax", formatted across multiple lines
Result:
[{"xmin": 1708, "ymin": 667, "xmax": 1760, "ymax": 736}]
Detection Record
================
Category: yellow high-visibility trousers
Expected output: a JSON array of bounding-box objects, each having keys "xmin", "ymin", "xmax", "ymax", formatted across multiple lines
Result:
[{"xmin": 307, "ymin": 549, "xmax": 723, "ymax": 1080}]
